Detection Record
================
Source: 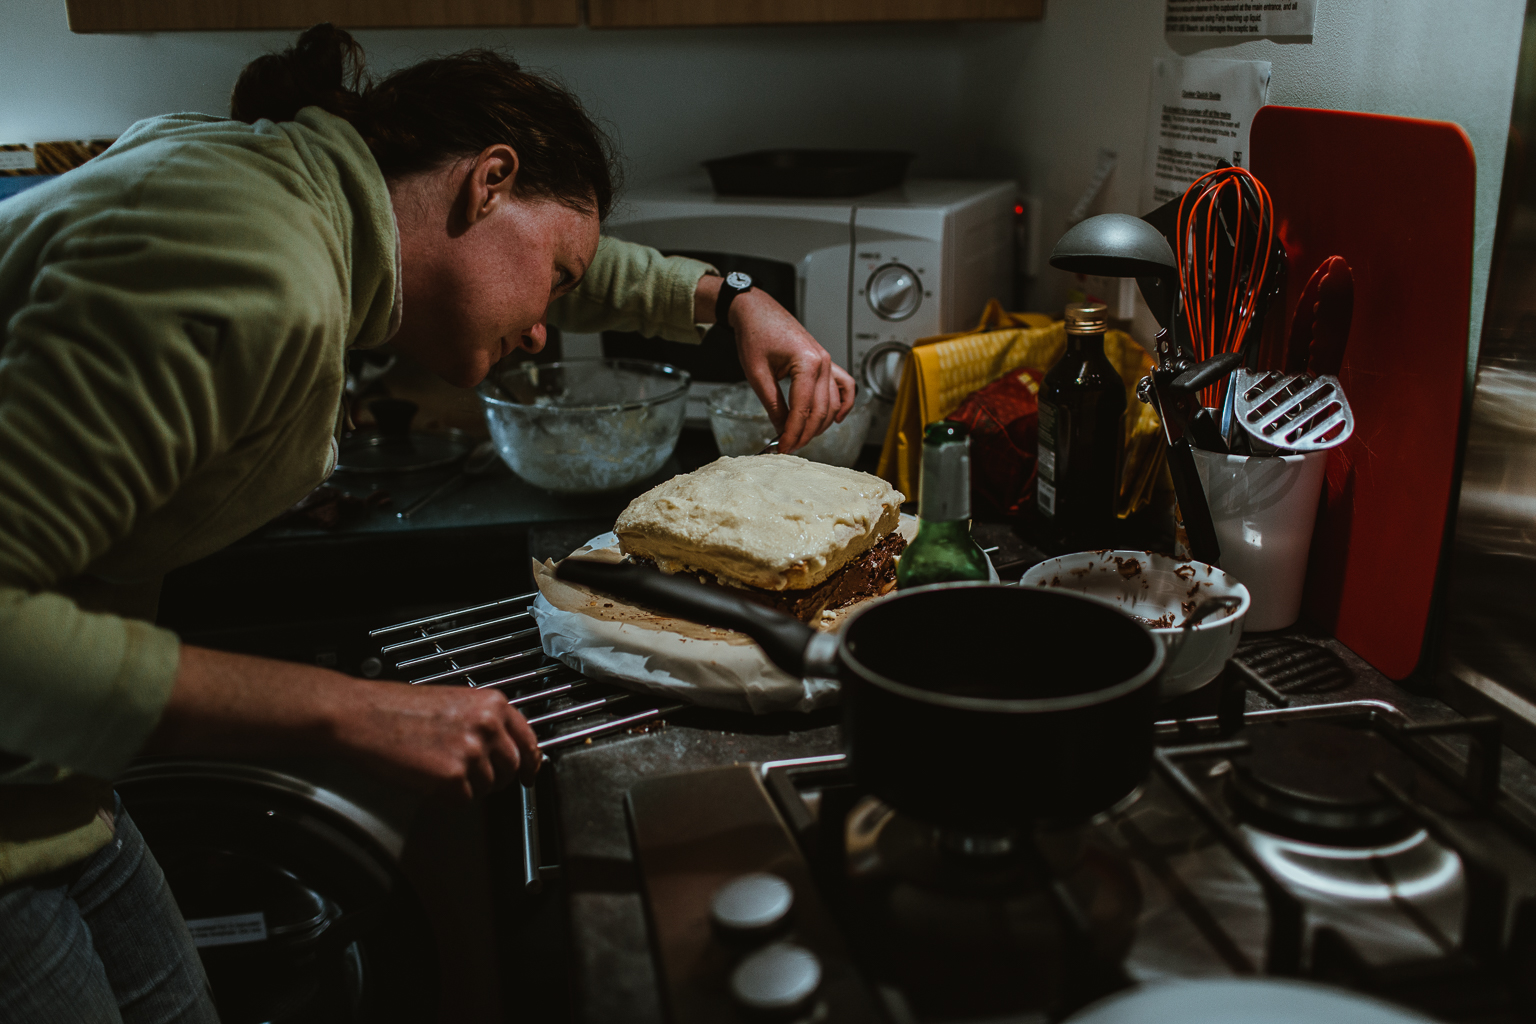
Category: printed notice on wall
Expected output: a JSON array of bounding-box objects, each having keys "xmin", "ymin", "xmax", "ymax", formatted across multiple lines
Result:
[
  {"xmin": 1140, "ymin": 58, "xmax": 1271, "ymax": 213},
  {"xmin": 1166, "ymin": 0, "xmax": 1316, "ymax": 37}
]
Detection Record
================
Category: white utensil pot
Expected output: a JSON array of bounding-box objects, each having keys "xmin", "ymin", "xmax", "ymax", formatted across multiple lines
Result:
[{"xmin": 1191, "ymin": 449, "xmax": 1328, "ymax": 631}]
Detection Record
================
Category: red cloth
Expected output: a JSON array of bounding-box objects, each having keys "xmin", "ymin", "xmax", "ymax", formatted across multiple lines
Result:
[{"xmin": 948, "ymin": 367, "xmax": 1044, "ymax": 519}]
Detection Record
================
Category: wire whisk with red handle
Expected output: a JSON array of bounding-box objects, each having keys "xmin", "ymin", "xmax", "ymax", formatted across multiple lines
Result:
[{"xmin": 1176, "ymin": 166, "xmax": 1276, "ymax": 409}]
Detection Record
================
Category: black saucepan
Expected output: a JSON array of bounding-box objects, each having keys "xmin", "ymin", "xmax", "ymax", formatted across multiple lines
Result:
[{"xmin": 555, "ymin": 561, "xmax": 1165, "ymax": 834}]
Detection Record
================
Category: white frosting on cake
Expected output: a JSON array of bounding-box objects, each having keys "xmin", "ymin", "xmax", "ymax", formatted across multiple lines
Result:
[{"xmin": 614, "ymin": 455, "xmax": 904, "ymax": 591}]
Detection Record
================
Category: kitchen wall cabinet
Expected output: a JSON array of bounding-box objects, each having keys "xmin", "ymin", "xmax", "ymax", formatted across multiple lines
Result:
[
  {"xmin": 63, "ymin": 0, "xmax": 581, "ymax": 32},
  {"xmin": 63, "ymin": 0, "xmax": 1041, "ymax": 32},
  {"xmin": 587, "ymin": 0, "xmax": 1043, "ymax": 27}
]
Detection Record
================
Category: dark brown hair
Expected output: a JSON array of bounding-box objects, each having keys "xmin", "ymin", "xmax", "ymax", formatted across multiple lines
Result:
[{"xmin": 230, "ymin": 24, "xmax": 616, "ymax": 218}]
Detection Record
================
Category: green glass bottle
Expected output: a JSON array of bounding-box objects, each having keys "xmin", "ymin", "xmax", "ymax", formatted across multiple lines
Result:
[{"xmin": 896, "ymin": 421, "xmax": 991, "ymax": 589}]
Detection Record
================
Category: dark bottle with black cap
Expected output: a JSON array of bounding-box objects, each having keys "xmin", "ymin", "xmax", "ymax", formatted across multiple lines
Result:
[
  {"xmin": 1035, "ymin": 301, "xmax": 1126, "ymax": 549},
  {"xmin": 896, "ymin": 421, "xmax": 991, "ymax": 589}
]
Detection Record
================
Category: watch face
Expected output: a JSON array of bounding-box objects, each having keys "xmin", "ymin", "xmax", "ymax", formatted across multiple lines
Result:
[{"xmin": 725, "ymin": 271, "xmax": 753, "ymax": 291}]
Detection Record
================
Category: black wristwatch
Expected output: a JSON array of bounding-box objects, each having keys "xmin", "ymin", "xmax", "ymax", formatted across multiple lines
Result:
[{"xmin": 714, "ymin": 271, "xmax": 753, "ymax": 329}]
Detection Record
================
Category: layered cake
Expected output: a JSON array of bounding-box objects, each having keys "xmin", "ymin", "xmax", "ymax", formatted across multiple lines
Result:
[{"xmin": 614, "ymin": 455, "xmax": 906, "ymax": 622}]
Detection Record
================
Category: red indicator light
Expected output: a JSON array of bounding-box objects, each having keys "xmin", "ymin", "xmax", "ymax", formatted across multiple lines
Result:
[{"xmin": 1014, "ymin": 204, "xmax": 1024, "ymax": 215}]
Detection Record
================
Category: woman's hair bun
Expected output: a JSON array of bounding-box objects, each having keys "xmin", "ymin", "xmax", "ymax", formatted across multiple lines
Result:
[
  {"xmin": 231, "ymin": 25, "xmax": 617, "ymax": 220},
  {"xmin": 230, "ymin": 23, "xmax": 367, "ymax": 126}
]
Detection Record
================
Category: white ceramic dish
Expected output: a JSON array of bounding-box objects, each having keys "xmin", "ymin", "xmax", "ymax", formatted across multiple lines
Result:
[
  {"xmin": 1019, "ymin": 549, "xmax": 1250, "ymax": 698},
  {"xmin": 1064, "ymin": 978, "xmax": 1435, "ymax": 1024}
]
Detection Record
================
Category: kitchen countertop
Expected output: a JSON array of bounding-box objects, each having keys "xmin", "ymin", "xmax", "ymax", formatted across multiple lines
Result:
[
  {"xmin": 253, "ymin": 427, "xmax": 902, "ymax": 543},
  {"xmin": 255, "ymin": 441, "xmax": 702, "ymax": 542},
  {"xmin": 547, "ymin": 628, "xmax": 1536, "ymax": 1024},
  {"xmin": 157, "ymin": 429, "xmax": 780, "ymax": 648}
]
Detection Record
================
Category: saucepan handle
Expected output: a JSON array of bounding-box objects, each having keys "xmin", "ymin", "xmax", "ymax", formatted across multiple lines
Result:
[{"xmin": 555, "ymin": 560, "xmax": 822, "ymax": 678}]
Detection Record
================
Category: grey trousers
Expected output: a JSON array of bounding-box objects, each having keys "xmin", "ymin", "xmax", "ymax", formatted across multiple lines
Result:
[{"xmin": 0, "ymin": 797, "xmax": 219, "ymax": 1024}]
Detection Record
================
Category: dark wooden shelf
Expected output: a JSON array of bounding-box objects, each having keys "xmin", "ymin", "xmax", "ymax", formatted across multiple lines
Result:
[
  {"xmin": 65, "ymin": 0, "xmax": 1042, "ymax": 32},
  {"xmin": 588, "ymin": 0, "xmax": 1044, "ymax": 28},
  {"xmin": 64, "ymin": 0, "xmax": 581, "ymax": 32}
]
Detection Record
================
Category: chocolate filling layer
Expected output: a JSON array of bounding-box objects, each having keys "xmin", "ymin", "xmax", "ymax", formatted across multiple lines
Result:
[{"xmin": 636, "ymin": 531, "xmax": 907, "ymax": 623}]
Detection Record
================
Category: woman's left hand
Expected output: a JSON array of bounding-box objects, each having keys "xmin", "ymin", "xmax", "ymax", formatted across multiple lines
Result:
[{"xmin": 696, "ymin": 276, "xmax": 856, "ymax": 454}]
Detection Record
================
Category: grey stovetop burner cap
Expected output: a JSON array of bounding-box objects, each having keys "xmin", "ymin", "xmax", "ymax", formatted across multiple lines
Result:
[{"xmin": 710, "ymin": 872, "xmax": 794, "ymax": 933}]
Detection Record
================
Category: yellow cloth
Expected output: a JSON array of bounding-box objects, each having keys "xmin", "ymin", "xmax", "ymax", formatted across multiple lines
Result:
[
  {"xmin": 1106, "ymin": 339, "xmax": 1169, "ymax": 518},
  {"xmin": 877, "ymin": 301, "xmax": 1061, "ymax": 501},
  {"xmin": 876, "ymin": 300, "xmax": 1165, "ymax": 515}
]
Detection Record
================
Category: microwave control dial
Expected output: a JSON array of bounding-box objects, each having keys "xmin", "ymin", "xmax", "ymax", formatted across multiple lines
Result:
[
  {"xmin": 861, "ymin": 341, "xmax": 911, "ymax": 402},
  {"xmin": 866, "ymin": 263, "xmax": 922, "ymax": 321}
]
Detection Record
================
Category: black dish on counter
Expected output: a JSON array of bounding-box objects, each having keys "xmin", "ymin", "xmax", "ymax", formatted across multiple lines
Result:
[{"xmin": 703, "ymin": 149, "xmax": 913, "ymax": 198}]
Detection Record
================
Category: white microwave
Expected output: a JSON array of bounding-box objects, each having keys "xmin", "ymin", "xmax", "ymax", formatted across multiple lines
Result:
[{"xmin": 570, "ymin": 176, "xmax": 1017, "ymax": 425}]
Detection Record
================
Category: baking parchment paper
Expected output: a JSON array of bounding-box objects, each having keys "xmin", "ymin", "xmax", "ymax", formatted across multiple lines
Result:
[{"xmin": 530, "ymin": 518, "xmax": 934, "ymax": 714}]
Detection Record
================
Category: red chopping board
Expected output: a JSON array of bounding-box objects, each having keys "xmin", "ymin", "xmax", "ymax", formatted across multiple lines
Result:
[{"xmin": 1250, "ymin": 106, "xmax": 1475, "ymax": 680}]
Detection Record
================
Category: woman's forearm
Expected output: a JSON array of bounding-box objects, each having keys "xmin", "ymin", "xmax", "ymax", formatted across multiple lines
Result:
[
  {"xmin": 142, "ymin": 645, "xmax": 354, "ymax": 758},
  {"xmin": 144, "ymin": 645, "xmax": 540, "ymax": 798}
]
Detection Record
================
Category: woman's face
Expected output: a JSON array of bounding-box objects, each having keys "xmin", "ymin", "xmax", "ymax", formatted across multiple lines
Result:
[{"xmin": 390, "ymin": 150, "xmax": 600, "ymax": 388}]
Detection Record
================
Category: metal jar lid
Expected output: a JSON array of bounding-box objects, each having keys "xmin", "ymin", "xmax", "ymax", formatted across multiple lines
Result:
[{"xmin": 1066, "ymin": 301, "xmax": 1109, "ymax": 334}]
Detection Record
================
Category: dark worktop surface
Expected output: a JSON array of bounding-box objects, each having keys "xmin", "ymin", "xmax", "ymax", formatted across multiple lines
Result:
[
  {"xmin": 249, "ymin": 427, "xmax": 888, "ymax": 543},
  {"xmin": 158, "ymin": 429, "xmax": 794, "ymax": 646}
]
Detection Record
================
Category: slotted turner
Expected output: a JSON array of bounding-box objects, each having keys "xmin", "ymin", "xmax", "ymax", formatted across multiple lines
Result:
[{"xmin": 1232, "ymin": 368, "xmax": 1354, "ymax": 452}]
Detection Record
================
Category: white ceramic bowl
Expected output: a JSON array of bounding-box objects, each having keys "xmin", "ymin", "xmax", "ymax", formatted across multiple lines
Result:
[
  {"xmin": 708, "ymin": 382, "xmax": 875, "ymax": 467},
  {"xmin": 1019, "ymin": 550, "xmax": 1250, "ymax": 698}
]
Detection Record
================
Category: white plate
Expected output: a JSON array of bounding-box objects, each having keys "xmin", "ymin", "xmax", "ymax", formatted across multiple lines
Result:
[{"xmin": 1065, "ymin": 979, "xmax": 1435, "ymax": 1024}]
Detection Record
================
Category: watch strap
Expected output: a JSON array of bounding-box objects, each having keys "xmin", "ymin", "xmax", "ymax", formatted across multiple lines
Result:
[{"xmin": 714, "ymin": 271, "xmax": 753, "ymax": 329}]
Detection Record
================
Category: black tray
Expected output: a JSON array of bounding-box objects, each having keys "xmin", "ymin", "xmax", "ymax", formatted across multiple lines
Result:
[{"xmin": 702, "ymin": 149, "xmax": 913, "ymax": 198}]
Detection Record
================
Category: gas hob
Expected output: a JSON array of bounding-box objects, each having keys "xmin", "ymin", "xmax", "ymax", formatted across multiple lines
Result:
[
  {"xmin": 623, "ymin": 695, "xmax": 1536, "ymax": 1023},
  {"xmin": 363, "ymin": 592, "xmax": 1536, "ymax": 1022}
]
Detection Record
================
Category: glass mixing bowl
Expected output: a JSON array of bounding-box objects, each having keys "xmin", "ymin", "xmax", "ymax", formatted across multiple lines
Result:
[
  {"xmin": 477, "ymin": 359, "xmax": 690, "ymax": 494},
  {"xmin": 708, "ymin": 381, "xmax": 875, "ymax": 467}
]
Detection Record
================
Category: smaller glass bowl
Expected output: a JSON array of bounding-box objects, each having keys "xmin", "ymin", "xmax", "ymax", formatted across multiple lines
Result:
[
  {"xmin": 708, "ymin": 382, "xmax": 875, "ymax": 467},
  {"xmin": 477, "ymin": 359, "xmax": 690, "ymax": 494}
]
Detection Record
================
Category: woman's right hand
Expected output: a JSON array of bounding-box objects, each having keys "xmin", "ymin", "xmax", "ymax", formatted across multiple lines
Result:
[
  {"xmin": 331, "ymin": 680, "xmax": 541, "ymax": 799},
  {"xmin": 146, "ymin": 645, "xmax": 541, "ymax": 800}
]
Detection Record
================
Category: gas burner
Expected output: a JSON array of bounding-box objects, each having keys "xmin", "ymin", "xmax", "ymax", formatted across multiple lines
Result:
[
  {"xmin": 1237, "ymin": 823, "xmax": 1471, "ymax": 967},
  {"xmin": 840, "ymin": 796, "xmax": 1140, "ymax": 1020},
  {"xmin": 845, "ymin": 796, "xmax": 1037, "ymax": 890},
  {"xmin": 1226, "ymin": 722, "xmax": 1419, "ymax": 845},
  {"xmin": 1239, "ymin": 826, "xmax": 1463, "ymax": 904}
]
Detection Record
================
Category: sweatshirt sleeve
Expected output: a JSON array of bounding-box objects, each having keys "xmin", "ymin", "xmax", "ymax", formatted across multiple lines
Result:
[
  {"xmin": 0, "ymin": 207, "xmax": 335, "ymax": 783},
  {"xmin": 546, "ymin": 236, "xmax": 715, "ymax": 344}
]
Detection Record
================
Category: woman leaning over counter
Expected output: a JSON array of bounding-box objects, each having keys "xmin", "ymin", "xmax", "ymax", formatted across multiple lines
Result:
[{"xmin": 0, "ymin": 24, "xmax": 855, "ymax": 1022}]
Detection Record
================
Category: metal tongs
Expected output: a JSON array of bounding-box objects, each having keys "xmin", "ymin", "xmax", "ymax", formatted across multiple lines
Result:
[{"xmin": 1139, "ymin": 329, "xmax": 1224, "ymax": 566}]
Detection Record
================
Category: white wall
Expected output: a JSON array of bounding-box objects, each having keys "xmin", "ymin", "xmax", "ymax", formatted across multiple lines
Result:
[
  {"xmin": 959, "ymin": 0, "xmax": 1527, "ymax": 364},
  {"xmin": 2, "ymin": 0, "xmax": 1527, "ymax": 362},
  {"xmin": 0, "ymin": 0, "xmax": 981, "ymax": 194}
]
